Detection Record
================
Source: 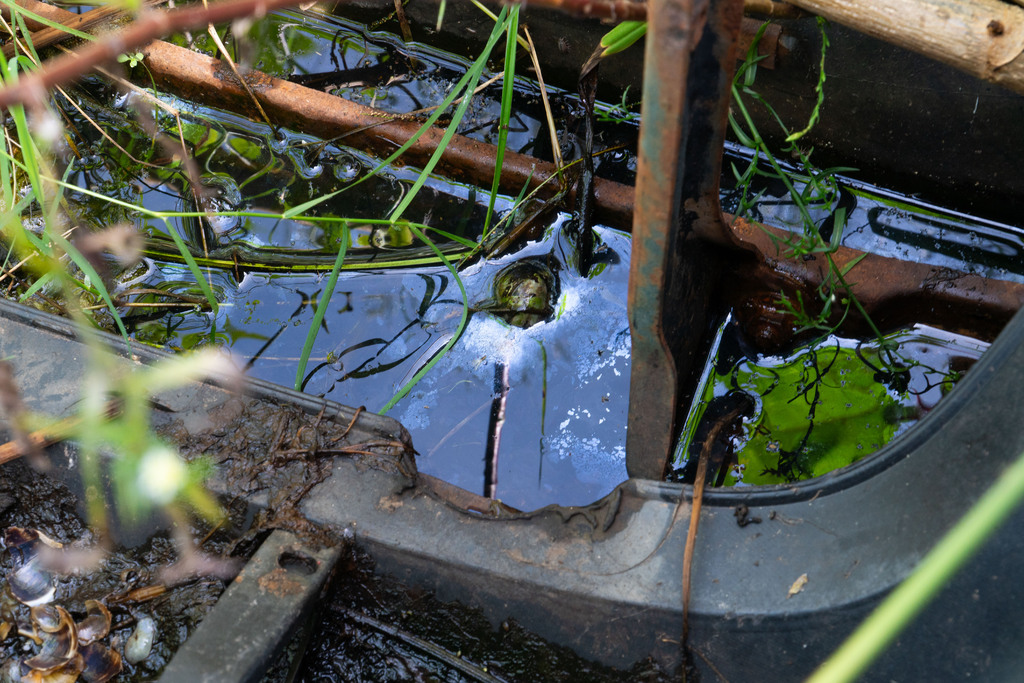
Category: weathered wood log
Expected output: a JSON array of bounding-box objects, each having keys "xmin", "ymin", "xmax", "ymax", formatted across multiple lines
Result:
[{"xmin": 786, "ymin": 0, "xmax": 1024, "ymax": 95}]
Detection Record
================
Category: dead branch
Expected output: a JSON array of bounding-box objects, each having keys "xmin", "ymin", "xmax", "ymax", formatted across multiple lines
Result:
[{"xmin": 786, "ymin": 0, "xmax": 1024, "ymax": 95}]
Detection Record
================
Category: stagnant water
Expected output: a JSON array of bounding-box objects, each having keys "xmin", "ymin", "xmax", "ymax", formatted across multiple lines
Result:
[
  {"xmin": 21, "ymin": 6, "xmax": 1020, "ymax": 513},
  {"xmin": 669, "ymin": 320, "xmax": 988, "ymax": 486}
]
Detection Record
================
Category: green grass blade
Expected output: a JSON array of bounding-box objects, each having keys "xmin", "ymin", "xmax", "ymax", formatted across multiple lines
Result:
[
  {"xmin": 159, "ymin": 218, "xmax": 220, "ymax": 314},
  {"xmin": 294, "ymin": 222, "xmax": 349, "ymax": 391},
  {"xmin": 46, "ymin": 230, "xmax": 133, "ymax": 351},
  {"xmin": 18, "ymin": 269, "xmax": 56, "ymax": 302},
  {"xmin": 435, "ymin": 0, "xmax": 446, "ymax": 31},
  {"xmin": 809, "ymin": 447, "xmax": 1024, "ymax": 683},
  {"xmin": 379, "ymin": 223, "xmax": 469, "ymax": 413},
  {"xmin": 282, "ymin": 188, "xmax": 344, "ymax": 219},
  {"xmin": 389, "ymin": 8, "xmax": 512, "ymax": 222},
  {"xmin": 295, "ymin": 7, "xmax": 512, "ymax": 218},
  {"xmin": 483, "ymin": 5, "xmax": 519, "ymax": 235}
]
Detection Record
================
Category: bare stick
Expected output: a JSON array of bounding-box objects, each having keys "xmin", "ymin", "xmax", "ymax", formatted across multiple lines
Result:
[
  {"xmin": 743, "ymin": 0, "xmax": 806, "ymax": 18},
  {"xmin": 501, "ymin": 0, "xmax": 646, "ymax": 21},
  {"xmin": 786, "ymin": 0, "xmax": 1024, "ymax": 95},
  {"xmin": 202, "ymin": 0, "xmax": 277, "ymax": 131}
]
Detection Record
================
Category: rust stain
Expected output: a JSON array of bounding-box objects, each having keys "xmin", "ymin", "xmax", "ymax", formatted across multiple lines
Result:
[
  {"xmin": 212, "ymin": 62, "xmax": 274, "ymax": 92},
  {"xmin": 257, "ymin": 567, "xmax": 304, "ymax": 597},
  {"xmin": 727, "ymin": 214, "xmax": 1024, "ymax": 344},
  {"xmin": 376, "ymin": 495, "xmax": 403, "ymax": 513}
]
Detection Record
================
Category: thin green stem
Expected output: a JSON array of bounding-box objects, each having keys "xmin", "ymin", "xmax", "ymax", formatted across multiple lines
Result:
[
  {"xmin": 483, "ymin": 5, "xmax": 519, "ymax": 235},
  {"xmin": 294, "ymin": 222, "xmax": 349, "ymax": 391},
  {"xmin": 809, "ymin": 448, "xmax": 1024, "ymax": 683},
  {"xmin": 379, "ymin": 223, "xmax": 469, "ymax": 413}
]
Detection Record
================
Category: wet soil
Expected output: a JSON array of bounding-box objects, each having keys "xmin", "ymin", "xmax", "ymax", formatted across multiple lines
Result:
[
  {"xmin": 290, "ymin": 545, "xmax": 674, "ymax": 682},
  {"xmin": 0, "ymin": 458, "xmax": 248, "ymax": 680},
  {"xmin": 155, "ymin": 397, "xmax": 414, "ymax": 546}
]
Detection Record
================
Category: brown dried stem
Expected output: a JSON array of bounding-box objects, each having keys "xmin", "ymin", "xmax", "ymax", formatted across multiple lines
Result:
[
  {"xmin": 1, "ymin": 1, "xmax": 163, "ymax": 59},
  {"xmin": 743, "ymin": 0, "xmax": 806, "ymax": 18}
]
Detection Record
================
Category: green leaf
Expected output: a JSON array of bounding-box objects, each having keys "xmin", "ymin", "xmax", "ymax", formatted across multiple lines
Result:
[{"xmin": 599, "ymin": 21, "xmax": 647, "ymax": 58}]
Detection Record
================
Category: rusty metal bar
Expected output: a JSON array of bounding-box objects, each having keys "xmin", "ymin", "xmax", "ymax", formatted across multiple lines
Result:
[
  {"xmin": 139, "ymin": 40, "xmax": 634, "ymax": 230},
  {"xmin": 728, "ymin": 218, "xmax": 1024, "ymax": 344},
  {"xmin": 625, "ymin": 0, "xmax": 696, "ymax": 479},
  {"xmin": 625, "ymin": 0, "xmax": 745, "ymax": 480}
]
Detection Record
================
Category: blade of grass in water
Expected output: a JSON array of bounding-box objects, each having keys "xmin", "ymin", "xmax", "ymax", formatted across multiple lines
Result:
[
  {"xmin": 294, "ymin": 222, "xmax": 349, "ymax": 391},
  {"xmin": 380, "ymin": 222, "xmax": 468, "ymax": 413},
  {"xmin": 373, "ymin": 14, "xmax": 516, "ymax": 407},
  {"xmin": 482, "ymin": 5, "xmax": 519, "ymax": 236},
  {"xmin": 46, "ymin": 230, "xmax": 133, "ymax": 350},
  {"xmin": 389, "ymin": 7, "xmax": 513, "ymax": 222},
  {"xmin": 285, "ymin": 7, "xmax": 514, "ymax": 218},
  {"xmin": 158, "ymin": 217, "xmax": 220, "ymax": 314}
]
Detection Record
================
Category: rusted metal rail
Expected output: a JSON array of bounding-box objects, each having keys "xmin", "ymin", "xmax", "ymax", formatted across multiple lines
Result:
[{"xmin": 625, "ymin": 0, "xmax": 745, "ymax": 479}]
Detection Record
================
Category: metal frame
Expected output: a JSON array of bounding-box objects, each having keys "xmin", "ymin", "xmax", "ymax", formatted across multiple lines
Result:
[{"xmin": 627, "ymin": 0, "xmax": 745, "ymax": 479}]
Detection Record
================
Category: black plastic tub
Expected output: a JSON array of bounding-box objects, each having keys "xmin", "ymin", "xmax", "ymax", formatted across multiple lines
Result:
[{"xmin": 3, "ymin": 281, "xmax": 1024, "ymax": 680}]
